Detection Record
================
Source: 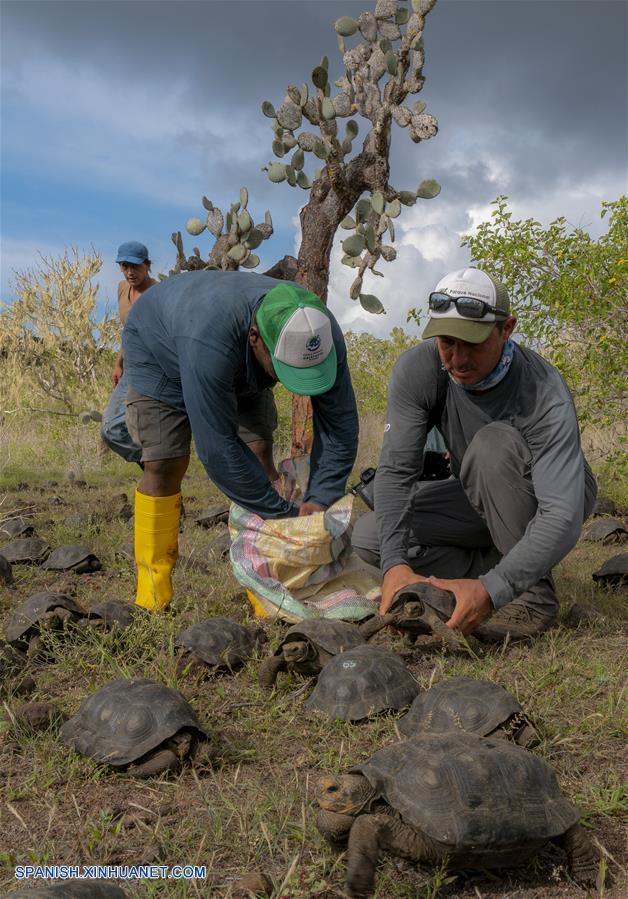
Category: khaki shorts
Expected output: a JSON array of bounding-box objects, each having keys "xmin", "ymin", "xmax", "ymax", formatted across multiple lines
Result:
[{"xmin": 125, "ymin": 387, "xmax": 277, "ymax": 462}]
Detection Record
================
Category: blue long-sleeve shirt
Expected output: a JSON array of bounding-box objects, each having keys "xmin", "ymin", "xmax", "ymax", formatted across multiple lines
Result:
[{"xmin": 122, "ymin": 270, "xmax": 359, "ymax": 518}]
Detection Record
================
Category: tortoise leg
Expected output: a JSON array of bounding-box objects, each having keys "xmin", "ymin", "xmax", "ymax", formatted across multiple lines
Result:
[
  {"xmin": 422, "ymin": 607, "xmax": 482, "ymax": 654},
  {"xmin": 258, "ymin": 655, "xmax": 287, "ymax": 690},
  {"xmin": 128, "ymin": 748, "xmax": 180, "ymax": 778},
  {"xmin": 344, "ymin": 814, "xmax": 385, "ymax": 898},
  {"xmin": 358, "ymin": 613, "xmax": 398, "ymax": 641},
  {"xmin": 345, "ymin": 813, "xmax": 439, "ymax": 897},
  {"xmin": 559, "ymin": 823, "xmax": 604, "ymax": 887},
  {"xmin": 316, "ymin": 808, "xmax": 356, "ymax": 846}
]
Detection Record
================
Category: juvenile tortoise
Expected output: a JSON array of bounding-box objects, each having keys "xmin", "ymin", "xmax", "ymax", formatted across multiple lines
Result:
[
  {"xmin": 42, "ymin": 544, "xmax": 102, "ymax": 573},
  {"xmin": 592, "ymin": 495, "xmax": 618, "ymax": 517},
  {"xmin": 316, "ymin": 732, "xmax": 602, "ymax": 898},
  {"xmin": 5, "ymin": 591, "xmax": 86, "ymax": 655},
  {"xmin": 0, "ymin": 517, "xmax": 35, "ymax": 539},
  {"xmin": 582, "ymin": 518, "xmax": 627, "ymax": 544},
  {"xmin": 82, "ymin": 599, "xmax": 145, "ymax": 631},
  {"xmin": 378, "ymin": 582, "xmax": 481, "ymax": 652},
  {"xmin": 258, "ymin": 618, "xmax": 390, "ymax": 689},
  {"xmin": 398, "ymin": 676, "xmax": 538, "ymax": 747},
  {"xmin": 59, "ymin": 677, "xmax": 207, "ymax": 777},
  {"xmin": 592, "ymin": 552, "xmax": 628, "ymax": 587},
  {"xmin": 304, "ymin": 645, "xmax": 418, "ymax": 721},
  {"xmin": 195, "ymin": 504, "xmax": 230, "ymax": 528},
  {"xmin": 175, "ymin": 617, "xmax": 267, "ymax": 677},
  {"xmin": 0, "ymin": 537, "xmax": 50, "ymax": 565}
]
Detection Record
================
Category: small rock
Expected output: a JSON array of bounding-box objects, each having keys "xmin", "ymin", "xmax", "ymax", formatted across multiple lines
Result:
[
  {"xmin": 232, "ymin": 871, "xmax": 273, "ymax": 897},
  {"xmin": 42, "ymin": 479, "xmax": 59, "ymax": 488},
  {"xmin": 14, "ymin": 675, "xmax": 36, "ymax": 697}
]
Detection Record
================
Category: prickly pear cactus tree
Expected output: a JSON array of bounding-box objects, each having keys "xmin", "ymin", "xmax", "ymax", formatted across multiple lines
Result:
[
  {"xmin": 261, "ymin": 0, "xmax": 440, "ymax": 313},
  {"xmin": 166, "ymin": 187, "xmax": 274, "ymax": 276},
  {"xmin": 261, "ymin": 0, "xmax": 440, "ymax": 452}
]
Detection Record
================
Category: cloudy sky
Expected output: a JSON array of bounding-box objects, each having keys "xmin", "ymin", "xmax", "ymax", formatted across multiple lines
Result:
[{"xmin": 1, "ymin": 0, "xmax": 626, "ymax": 337}]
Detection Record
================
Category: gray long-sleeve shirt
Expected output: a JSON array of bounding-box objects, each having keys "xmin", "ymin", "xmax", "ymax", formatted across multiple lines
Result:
[
  {"xmin": 375, "ymin": 339, "xmax": 596, "ymax": 606},
  {"xmin": 122, "ymin": 271, "xmax": 359, "ymax": 518}
]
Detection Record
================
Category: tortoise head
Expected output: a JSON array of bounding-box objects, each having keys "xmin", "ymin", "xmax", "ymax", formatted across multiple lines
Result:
[
  {"xmin": 283, "ymin": 639, "xmax": 316, "ymax": 665},
  {"xmin": 400, "ymin": 599, "xmax": 425, "ymax": 620},
  {"xmin": 41, "ymin": 606, "xmax": 75, "ymax": 630},
  {"xmin": 316, "ymin": 774, "xmax": 375, "ymax": 815}
]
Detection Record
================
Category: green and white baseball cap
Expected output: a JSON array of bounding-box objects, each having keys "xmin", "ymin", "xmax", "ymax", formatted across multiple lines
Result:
[
  {"xmin": 256, "ymin": 283, "xmax": 337, "ymax": 396},
  {"xmin": 422, "ymin": 267, "xmax": 510, "ymax": 344}
]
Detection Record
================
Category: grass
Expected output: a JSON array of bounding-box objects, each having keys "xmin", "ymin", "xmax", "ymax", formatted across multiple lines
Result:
[{"xmin": 0, "ymin": 433, "xmax": 626, "ymax": 898}]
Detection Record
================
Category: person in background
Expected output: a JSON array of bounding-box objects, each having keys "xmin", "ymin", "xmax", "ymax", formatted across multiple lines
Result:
[
  {"xmin": 352, "ymin": 266, "xmax": 597, "ymax": 642},
  {"xmin": 101, "ymin": 241, "xmax": 156, "ymax": 464}
]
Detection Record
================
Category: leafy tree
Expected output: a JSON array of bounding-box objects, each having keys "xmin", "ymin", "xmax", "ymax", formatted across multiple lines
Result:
[
  {"xmin": 172, "ymin": 0, "xmax": 442, "ymax": 453},
  {"xmin": 462, "ymin": 195, "xmax": 627, "ymax": 467},
  {"xmin": 0, "ymin": 249, "xmax": 116, "ymax": 415}
]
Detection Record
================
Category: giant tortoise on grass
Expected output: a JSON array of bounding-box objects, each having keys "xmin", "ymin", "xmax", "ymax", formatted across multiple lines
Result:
[
  {"xmin": 304, "ymin": 645, "xmax": 418, "ymax": 721},
  {"xmin": 42, "ymin": 545, "xmax": 102, "ymax": 573},
  {"xmin": 60, "ymin": 678, "xmax": 208, "ymax": 777},
  {"xmin": 583, "ymin": 518, "xmax": 627, "ymax": 545},
  {"xmin": 0, "ymin": 517, "xmax": 35, "ymax": 539},
  {"xmin": 398, "ymin": 676, "xmax": 538, "ymax": 747},
  {"xmin": 82, "ymin": 599, "xmax": 145, "ymax": 632},
  {"xmin": 0, "ymin": 537, "xmax": 50, "ymax": 565},
  {"xmin": 316, "ymin": 733, "xmax": 602, "ymax": 898},
  {"xmin": 259, "ymin": 618, "xmax": 386, "ymax": 689},
  {"xmin": 5, "ymin": 592, "xmax": 86, "ymax": 655},
  {"xmin": 175, "ymin": 617, "xmax": 266, "ymax": 677},
  {"xmin": 592, "ymin": 552, "xmax": 628, "ymax": 587}
]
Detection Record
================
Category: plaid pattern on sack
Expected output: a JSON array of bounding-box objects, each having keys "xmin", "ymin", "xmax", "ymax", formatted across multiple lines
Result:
[{"xmin": 229, "ymin": 494, "xmax": 381, "ymax": 623}]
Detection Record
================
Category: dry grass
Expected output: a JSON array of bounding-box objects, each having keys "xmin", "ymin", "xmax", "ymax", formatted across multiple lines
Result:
[{"xmin": 0, "ymin": 434, "xmax": 626, "ymax": 899}]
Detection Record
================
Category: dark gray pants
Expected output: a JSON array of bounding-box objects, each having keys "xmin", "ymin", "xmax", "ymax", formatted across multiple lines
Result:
[{"xmin": 352, "ymin": 422, "xmax": 595, "ymax": 615}]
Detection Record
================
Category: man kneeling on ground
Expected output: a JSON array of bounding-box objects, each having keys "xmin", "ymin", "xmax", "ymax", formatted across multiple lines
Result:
[
  {"xmin": 123, "ymin": 270, "xmax": 358, "ymax": 612},
  {"xmin": 352, "ymin": 267, "xmax": 597, "ymax": 642}
]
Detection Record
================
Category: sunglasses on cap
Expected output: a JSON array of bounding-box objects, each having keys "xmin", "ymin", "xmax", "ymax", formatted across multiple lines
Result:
[{"xmin": 429, "ymin": 292, "xmax": 508, "ymax": 320}]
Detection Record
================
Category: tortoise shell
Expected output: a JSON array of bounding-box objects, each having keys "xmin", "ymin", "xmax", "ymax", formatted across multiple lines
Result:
[
  {"xmin": 175, "ymin": 617, "xmax": 264, "ymax": 668},
  {"xmin": 353, "ymin": 733, "xmax": 579, "ymax": 849},
  {"xmin": 208, "ymin": 532, "xmax": 231, "ymax": 561},
  {"xmin": 304, "ymin": 645, "xmax": 419, "ymax": 721},
  {"xmin": 0, "ymin": 553, "xmax": 13, "ymax": 586},
  {"xmin": 582, "ymin": 518, "xmax": 627, "ymax": 544},
  {"xmin": 115, "ymin": 542, "xmax": 134, "ymax": 561},
  {"xmin": 390, "ymin": 582, "xmax": 456, "ymax": 620},
  {"xmin": 59, "ymin": 677, "xmax": 206, "ymax": 767},
  {"xmin": 398, "ymin": 677, "xmax": 523, "ymax": 739},
  {"xmin": 42, "ymin": 545, "xmax": 101, "ymax": 572},
  {"xmin": 195, "ymin": 505, "xmax": 230, "ymax": 528},
  {"xmin": 276, "ymin": 619, "xmax": 365, "ymax": 658},
  {"xmin": 593, "ymin": 496, "xmax": 618, "ymax": 517},
  {"xmin": 592, "ymin": 552, "xmax": 628, "ymax": 586},
  {"xmin": 88, "ymin": 599, "xmax": 141, "ymax": 630},
  {"xmin": 0, "ymin": 517, "xmax": 35, "ymax": 539},
  {"xmin": 0, "ymin": 537, "xmax": 50, "ymax": 564},
  {"xmin": 5, "ymin": 592, "xmax": 86, "ymax": 643},
  {"xmin": 11, "ymin": 883, "xmax": 127, "ymax": 898}
]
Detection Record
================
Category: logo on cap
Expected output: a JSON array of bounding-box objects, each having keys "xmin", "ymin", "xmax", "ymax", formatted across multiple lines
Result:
[{"xmin": 306, "ymin": 335, "xmax": 321, "ymax": 353}]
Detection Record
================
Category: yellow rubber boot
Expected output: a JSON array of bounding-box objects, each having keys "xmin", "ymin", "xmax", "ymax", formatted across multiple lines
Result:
[{"xmin": 134, "ymin": 490, "xmax": 181, "ymax": 611}]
